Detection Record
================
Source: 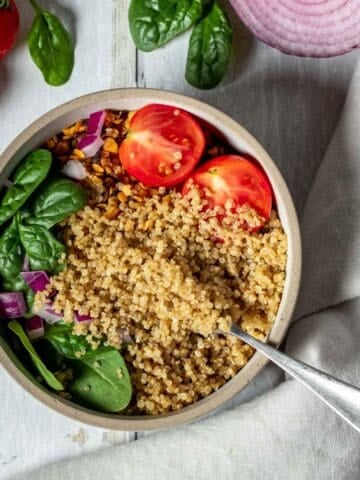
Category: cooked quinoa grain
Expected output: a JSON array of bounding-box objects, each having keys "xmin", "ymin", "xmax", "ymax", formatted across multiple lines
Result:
[{"xmin": 34, "ymin": 187, "xmax": 286, "ymax": 415}]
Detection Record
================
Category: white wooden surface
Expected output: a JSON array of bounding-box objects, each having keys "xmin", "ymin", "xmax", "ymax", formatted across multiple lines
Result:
[{"xmin": 0, "ymin": 1, "xmax": 358, "ymax": 478}]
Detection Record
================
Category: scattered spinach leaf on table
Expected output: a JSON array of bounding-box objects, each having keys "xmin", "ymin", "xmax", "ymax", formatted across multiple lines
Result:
[
  {"xmin": 0, "ymin": 149, "xmax": 51, "ymax": 226},
  {"xmin": 129, "ymin": 0, "xmax": 205, "ymax": 51},
  {"xmin": 185, "ymin": 1, "xmax": 232, "ymax": 89},
  {"xmin": 26, "ymin": 178, "xmax": 88, "ymax": 229},
  {"xmin": 27, "ymin": 0, "xmax": 74, "ymax": 86},
  {"xmin": 19, "ymin": 224, "xmax": 66, "ymax": 273},
  {"xmin": 8, "ymin": 319, "xmax": 64, "ymax": 391}
]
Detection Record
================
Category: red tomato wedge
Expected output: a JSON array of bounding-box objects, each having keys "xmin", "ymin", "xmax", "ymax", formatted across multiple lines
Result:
[
  {"xmin": 119, "ymin": 104, "xmax": 205, "ymax": 187},
  {"xmin": 182, "ymin": 155, "xmax": 273, "ymax": 225}
]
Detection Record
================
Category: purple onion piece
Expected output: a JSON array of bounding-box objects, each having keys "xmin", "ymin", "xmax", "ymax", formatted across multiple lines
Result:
[
  {"xmin": 20, "ymin": 271, "xmax": 50, "ymax": 293},
  {"xmin": 0, "ymin": 292, "xmax": 26, "ymax": 318},
  {"xmin": 26, "ymin": 316, "xmax": 44, "ymax": 340}
]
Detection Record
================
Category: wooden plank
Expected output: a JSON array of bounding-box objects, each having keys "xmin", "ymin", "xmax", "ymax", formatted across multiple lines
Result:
[{"xmin": 111, "ymin": 0, "xmax": 137, "ymax": 88}]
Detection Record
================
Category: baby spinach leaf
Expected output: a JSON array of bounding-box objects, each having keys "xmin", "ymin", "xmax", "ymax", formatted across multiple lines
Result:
[
  {"xmin": 27, "ymin": 1, "xmax": 74, "ymax": 86},
  {"xmin": 0, "ymin": 216, "xmax": 23, "ymax": 280},
  {"xmin": 185, "ymin": 1, "xmax": 232, "ymax": 89},
  {"xmin": 129, "ymin": 0, "xmax": 205, "ymax": 51},
  {"xmin": 8, "ymin": 320, "xmax": 64, "ymax": 391},
  {"xmin": 26, "ymin": 178, "xmax": 87, "ymax": 229},
  {"xmin": 0, "ymin": 149, "xmax": 52, "ymax": 226},
  {"xmin": 19, "ymin": 224, "xmax": 66, "ymax": 273},
  {"xmin": 44, "ymin": 323, "xmax": 112, "ymax": 359},
  {"xmin": 68, "ymin": 349, "xmax": 132, "ymax": 413}
]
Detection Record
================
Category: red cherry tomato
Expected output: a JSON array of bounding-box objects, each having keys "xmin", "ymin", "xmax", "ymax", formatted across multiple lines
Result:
[
  {"xmin": 182, "ymin": 155, "xmax": 272, "ymax": 226},
  {"xmin": 119, "ymin": 104, "xmax": 205, "ymax": 187},
  {"xmin": 0, "ymin": 0, "xmax": 19, "ymax": 59}
]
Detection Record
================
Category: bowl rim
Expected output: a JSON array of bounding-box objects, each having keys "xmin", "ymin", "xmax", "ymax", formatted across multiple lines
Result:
[{"xmin": 0, "ymin": 88, "xmax": 302, "ymax": 431}]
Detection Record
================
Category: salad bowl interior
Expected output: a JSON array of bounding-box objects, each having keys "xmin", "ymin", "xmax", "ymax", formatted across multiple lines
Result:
[{"xmin": 0, "ymin": 89, "xmax": 301, "ymax": 431}]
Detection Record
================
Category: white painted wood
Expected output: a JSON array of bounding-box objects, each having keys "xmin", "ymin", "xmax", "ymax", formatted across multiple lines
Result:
[
  {"xmin": 0, "ymin": 0, "xmax": 359, "ymax": 476},
  {"xmin": 111, "ymin": 0, "xmax": 136, "ymax": 88},
  {"xmin": 0, "ymin": 1, "xmax": 135, "ymax": 479}
]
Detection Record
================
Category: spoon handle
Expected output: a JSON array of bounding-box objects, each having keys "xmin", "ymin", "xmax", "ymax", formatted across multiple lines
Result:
[{"xmin": 228, "ymin": 323, "xmax": 360, "ymax": 433}]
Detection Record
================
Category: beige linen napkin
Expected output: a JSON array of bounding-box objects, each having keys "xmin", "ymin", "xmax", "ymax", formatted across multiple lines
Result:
[{"xmin": 18, "ymin": 61, "xmax": 360, "ymax": 480}]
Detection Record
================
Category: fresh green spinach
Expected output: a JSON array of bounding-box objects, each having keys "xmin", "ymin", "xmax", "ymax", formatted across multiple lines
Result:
[
  {"xmin": 129, "ymin": 0, "xmax": 205, "ymax": 51},
  {"xmin": 185, "ymin": 1, "xmax": 232, "ymax": 89},
  {"xmin": 19, "ymin": 224, "xmax": 66, "ymax": 273},
  {"xmin": 68, "ymin": 350, "xmax": 132, "ymax": 413},
  {"xmin": 27, "ymin": 0, "xmax": 74, "ymax": 86},
  {"xmin": 26, "ymin": 178, "xmax": 87, "ymax": 229},
  {"xmin": 44, "ymin": 323, "xmax": 112, "ymax": 359},
  {"xmin": 0, "ymin": 149, "xmax": 52, "ymax": 226},
  {"xmin": 43, "ymin": 323, "xmax": 132, "ymax": 412},
  {"xmin": 0, "ymin": 216, "xmax": 23, "ymax": 280},
  {"xmin": 8, "ymin": 320, "xmax": 64, "ymax": 391}
]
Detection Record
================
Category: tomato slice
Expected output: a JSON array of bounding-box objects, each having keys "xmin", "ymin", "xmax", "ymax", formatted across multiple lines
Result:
[
  {"xmin": 182, "ymin": 155, "xmax": 273, "ymax": 226},
  {"xmin": 119, "ymin": 104, "xmax": 205, "ymax": 187}
]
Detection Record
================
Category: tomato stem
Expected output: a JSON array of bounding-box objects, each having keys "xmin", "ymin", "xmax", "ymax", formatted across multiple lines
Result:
[
  {"xmin": 0, "ymin": 0, "xmax": 10, "ymax": 9},
  {"xmin": 27, "ymin": 0, "xmax": 42, "ymax": 14}
]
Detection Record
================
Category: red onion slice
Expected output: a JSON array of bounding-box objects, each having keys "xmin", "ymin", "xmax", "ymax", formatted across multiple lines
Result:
[
  {"xmin": 36, "ymin": 302, "xmax": 63, "ymax": 325},
  {"xmin": 77, "ymin": 110, "xmax": 106, "ymax": 157},
  {"xmin": 26, "ymin": 316, "xmax": 44, "ymax": 340},
  {"xmin": 230, "ymin": 0, "xmax": 360, "ymax": 57},
  {"xmin": 77, "ymin": 135, "xmax": 104, "ymax": 157},
  {"xmin": 61, "ymin": 160, "xmax": 87, "ymax": 181},
  {"xmin": 87, "ymin": 110, "xmax": 106, "ymax": 136},
  {"xmin": 21, "ymin": 271, "xmax": 50, "ymax": 293},
  {"xmin": 0, "ymin": 292, "xmax": 26, "ymax": 318},
  {"xmin": 74, "ymin": 312, "xmax": 92, "ymax": 325}
]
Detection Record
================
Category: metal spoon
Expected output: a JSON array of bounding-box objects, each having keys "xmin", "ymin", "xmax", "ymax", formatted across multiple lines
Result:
[{"xmin": 225, "ymin": 323, "xmax": 360, "ymax": 433}]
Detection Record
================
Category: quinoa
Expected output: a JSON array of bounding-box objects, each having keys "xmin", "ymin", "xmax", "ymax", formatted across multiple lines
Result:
[{"xmin": 34, "ymin": 187, "xmax": 287, "ymax": 415}]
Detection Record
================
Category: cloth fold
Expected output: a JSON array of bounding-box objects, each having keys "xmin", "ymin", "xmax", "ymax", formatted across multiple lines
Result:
[{"xmin": 19, "ymin": 61, "xmax": 360, "ymax": 480}]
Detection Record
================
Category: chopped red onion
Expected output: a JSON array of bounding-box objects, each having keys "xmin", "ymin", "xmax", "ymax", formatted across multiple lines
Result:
[
  {"xmin": 21, "ymin": 271, "xmax": 49, "ymax": 293},
  {"xmin": 230, "ymin": 0, "xmax": 360, "ymax": 57},
  {"xmin": 77, "ymin": 110, "xmax": 106, "ymax": 157},
  {"xmin": 22, "ymin": 255, "xmax": 30, "ymax": 272},
  {"xmin": 36, "ymin": 302, "xmax": 62, "ymax": 325},
  {"xmin": 61, "ymin": 160, "xmax": 87, "ymax": 181},
  {"xmin": 77, "ymin": 135, "xmax": 104, "ymax": 157},
  {"xmin": 0, "ymin": 292, "xmax": 26, "ymax": 318},
  {"xmin": 26, "ymin": 316, "xmax": 44, "ymax": 340},
  {"xmin": 86, "ymin": 110, "xmax": 106, "ymax": 136},
  {"xmin": 74, "ymin": 311, "xmax": 92, "ymax": 325}
]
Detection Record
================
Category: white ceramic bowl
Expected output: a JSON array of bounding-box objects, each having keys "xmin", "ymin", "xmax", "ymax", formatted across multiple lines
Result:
[{"xmin": 0, "ymin": 89, "xmax": 301, "ymax": 431}]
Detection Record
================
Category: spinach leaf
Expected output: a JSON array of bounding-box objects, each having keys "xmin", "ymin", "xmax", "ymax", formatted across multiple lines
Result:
[
  {"xmin": 0, "ymin": 216, "xmax": 23, "ymax": 280},
  {"xmin": 27, "ymin": 0, "xmax": 74, "ymax": 86},
  {"xmin": 0, "ymin": 149, "xmax": 52, "ymax": 226},
  {"xmin": 8, "ymin": 320, "xmax": 64, "ymax": 391},
  {"xmin": 129, "ymin": 0, "xmax": 205, "ymax": 51},
  {"xmin": 68, "ymin": 350, "xmax": 132, "ymax": 413},
  {"xmin": 44, "ymin": 323, "xmax": 112, "ymax": 359},
  {"xmin": 26, "ymin": 178, "xmax": 87, "ymax": 229},
  {"xmin": 185, "ymin": 1, "xmax": 232, "ymax": 89},
  {"xmin": 19, "ymin": 224, "xmax": 66, "ymax": 273}
]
